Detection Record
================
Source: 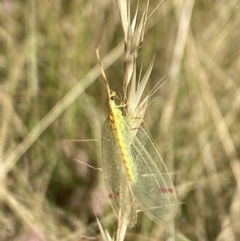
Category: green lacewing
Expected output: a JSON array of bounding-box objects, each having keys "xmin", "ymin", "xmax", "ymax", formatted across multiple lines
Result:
[
  {"xmin": 102, "ymin": 113, "xmax": 177, "ymax": 226},
  {"xmin": 98, "ymin": 50, "xmax": 177, "ymax": 227},
  {"xmin": 102, "ymin": 118, "xmax": 138, "ymax": 227}
]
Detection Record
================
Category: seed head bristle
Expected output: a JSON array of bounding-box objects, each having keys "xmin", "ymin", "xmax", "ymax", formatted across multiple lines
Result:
[
  {"xmin": 96, "ymin": 217, "xmax": 114, "ymax": 241},
  {"xmin": 116, "ymin": 0, "xmax": 155, "ymax": 129}
]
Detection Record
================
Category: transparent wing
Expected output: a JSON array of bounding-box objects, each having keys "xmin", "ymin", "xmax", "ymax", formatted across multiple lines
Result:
[
  {"xmin": 101, "ymin": 118, "xmax": 137, "ymax": 227},
  {"xmin": 123, "ymin": 119, "xmax": 177, "ymax": 224}
]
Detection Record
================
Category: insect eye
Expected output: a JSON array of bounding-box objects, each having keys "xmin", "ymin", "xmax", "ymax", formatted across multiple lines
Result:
[{"xmin": 110, "ymin": 95, "xmax": 115, "ymax": 100}]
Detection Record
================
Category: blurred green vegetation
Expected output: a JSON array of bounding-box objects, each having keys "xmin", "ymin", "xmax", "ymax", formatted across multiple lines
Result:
[{"xmin": 0, "ymin": 0, "xmax": 240, "ymax": 240}]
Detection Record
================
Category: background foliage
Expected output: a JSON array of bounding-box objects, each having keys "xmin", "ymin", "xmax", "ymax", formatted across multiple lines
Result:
[{"xmin": 0, "ymin": 0, "xmax": 240, "ymax": 240}]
